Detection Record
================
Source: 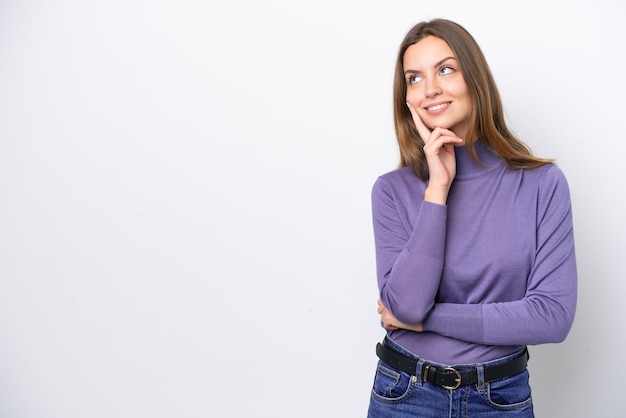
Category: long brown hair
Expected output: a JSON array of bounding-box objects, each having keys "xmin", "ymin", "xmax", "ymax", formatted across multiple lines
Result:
[{"xmin": 393, "ymin": 19, "xmax": 552, "ymax": 179}]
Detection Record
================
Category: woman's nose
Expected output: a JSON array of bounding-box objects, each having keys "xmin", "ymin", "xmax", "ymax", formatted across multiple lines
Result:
[{"xmin": 425, "ymin": 78, "xmax": 442, "ymax": 98}]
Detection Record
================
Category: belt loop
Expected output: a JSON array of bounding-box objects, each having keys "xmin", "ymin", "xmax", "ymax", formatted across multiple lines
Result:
[
  {"xmin": 476, "ymin": 364, "xmax": 486, "ymax": 393},
  {"xmin": 415, "ymin": 359, "xmax": 425, "ymax": 386}
]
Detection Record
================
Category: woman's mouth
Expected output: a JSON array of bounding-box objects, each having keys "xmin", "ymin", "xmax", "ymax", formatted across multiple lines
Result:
[{"xmin": 425, "ymin": 102, "xmax": 450, "ymax": 113}]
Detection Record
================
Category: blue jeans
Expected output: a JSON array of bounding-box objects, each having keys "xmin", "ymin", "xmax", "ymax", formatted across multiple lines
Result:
[{"xmin": 367, "ymin": 338, "xmax": 534, "ymax": 417}]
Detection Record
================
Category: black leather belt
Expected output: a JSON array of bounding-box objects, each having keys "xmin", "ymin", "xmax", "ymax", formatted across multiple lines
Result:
[{"xmin": 376, "ymin": 342, "xmax": 528, "ymax": 390}]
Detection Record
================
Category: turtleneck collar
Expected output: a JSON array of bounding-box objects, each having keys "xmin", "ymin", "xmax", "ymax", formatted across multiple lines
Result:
[{"xmin": 453, "ymin": 140, "xmax": 503, "ymax": 181}]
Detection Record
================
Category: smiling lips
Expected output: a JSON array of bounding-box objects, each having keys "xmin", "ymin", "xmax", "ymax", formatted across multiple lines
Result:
[{"xmin": 425, "ymin": 102, "xmax": 450, "ymax": 113}]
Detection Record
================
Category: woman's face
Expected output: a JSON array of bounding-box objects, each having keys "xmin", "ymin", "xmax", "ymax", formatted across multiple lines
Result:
[{"xmin": 403, "ymin": 36, "xmax": 473, "ymax": 140}]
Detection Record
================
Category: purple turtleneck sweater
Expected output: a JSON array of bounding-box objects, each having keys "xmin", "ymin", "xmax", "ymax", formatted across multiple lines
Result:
[{"xmin": 372, "ymin": 141, "xmax": 577, "ymax": 364}]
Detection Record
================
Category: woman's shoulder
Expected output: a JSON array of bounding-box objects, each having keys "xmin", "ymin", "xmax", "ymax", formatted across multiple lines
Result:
[
  {"xmin": 521, "ymin": 163, "xmax": 572, "ymax": 204},
  {"xmin": 524, "ymin": 162, "xmax": 570, "ymax": 184},
  {"xmin": 372, "ymin": 166, "xmax": 426, "ymax": 201},
  {"xmin": 374, "ymin": 166, "xmax": 424, "ymax": 188},
  {"xmin": 376, "ymin": 165, "xmax": 422, "ymax": 183}
]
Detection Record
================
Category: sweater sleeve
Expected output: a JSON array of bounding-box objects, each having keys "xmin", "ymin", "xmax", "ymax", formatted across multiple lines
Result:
[
  {"xmin": 421, "ymin": 166, "xmax": 578, "ymax": 345},
  {"xmin": 372, "ymin": 176, "xmax": 448, "ymax": 325}
]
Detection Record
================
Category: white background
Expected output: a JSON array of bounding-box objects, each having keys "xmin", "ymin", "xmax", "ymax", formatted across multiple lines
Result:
[{"xmin": 1, "ymin": 1, "xmax": 624, "ymax": 417}]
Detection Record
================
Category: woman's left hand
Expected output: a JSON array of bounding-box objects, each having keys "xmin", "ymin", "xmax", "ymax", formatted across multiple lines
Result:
[{"xmin": 377, "ymin": 299, "xmax": 423, "ymax": 332}]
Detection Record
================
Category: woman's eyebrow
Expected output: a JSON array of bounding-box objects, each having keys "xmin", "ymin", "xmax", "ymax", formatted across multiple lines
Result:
[{"xmin": 404, "ymin": 56, "xmax": 457, "ymax": 74}]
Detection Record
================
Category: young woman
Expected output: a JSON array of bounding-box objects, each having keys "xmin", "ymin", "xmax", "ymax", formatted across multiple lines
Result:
[{"xmin": 367, "ymin": 19, "xmax": 577, "ymax": 417}]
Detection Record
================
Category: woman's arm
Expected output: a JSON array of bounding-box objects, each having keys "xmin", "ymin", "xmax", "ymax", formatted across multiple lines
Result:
[
  {"xmin": 377, "ymin": 299, "xmax": 423, "ymax": 332},
  {"xmin": 372, "ymin": 177, "xmax": 447, "ymax": 325},
  {"xmin": 375, "ymin": 104, "xmax": 463, "ymax": 325},
  {"xmin": 379, "ymin": 166, "xmax": 577, "ymax": 345}
]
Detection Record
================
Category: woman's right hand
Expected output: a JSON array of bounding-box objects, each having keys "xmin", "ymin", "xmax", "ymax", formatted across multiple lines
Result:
[
  {"xmin": 377, "ymin": 299, "xmax": 423, "ymax": 332},
  {"xmin": 406, "ymin": 102, "xmax": 463, "ymax": 205}
]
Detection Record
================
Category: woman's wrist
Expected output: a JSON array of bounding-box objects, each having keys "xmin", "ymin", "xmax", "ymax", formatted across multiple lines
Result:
[{"xmin": 424, "ymin": 186, "xmax": 449, "ymax": 205}]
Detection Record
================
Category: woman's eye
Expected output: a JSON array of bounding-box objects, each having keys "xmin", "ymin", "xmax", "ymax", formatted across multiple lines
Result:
[
  {"xmin": 408, "ymin": 74, "xmax": 422, "ymax": 85},
  {"xmin": 440, "ymin": 66, "xmax": 454, "ymax": 75}
]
